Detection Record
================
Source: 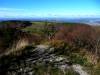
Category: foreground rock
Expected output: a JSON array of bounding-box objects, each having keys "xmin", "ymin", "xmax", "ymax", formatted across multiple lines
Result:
[
  {"xmin": 72, "ymin": 64, "xmax": 88, "ymax": 75},
  {"xmin": 0, "ymin": 45, "xmax": 89, "ymax": 75}
]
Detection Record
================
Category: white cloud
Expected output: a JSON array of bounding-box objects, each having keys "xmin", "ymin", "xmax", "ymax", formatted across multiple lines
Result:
[
  {"xmin": 0, "ymin": 7, "xmax": 51, "ymax": 18},
  {"xmin": 0, "ymin": 7, "xmax": 100, "ymax": 18},
  {"xmin": 0, "ymin": 7, "xmax": 34, "ymax": 18},
  {"xmin": 0, "ymin": 7, "xmax": 26, "ymax": 11}
]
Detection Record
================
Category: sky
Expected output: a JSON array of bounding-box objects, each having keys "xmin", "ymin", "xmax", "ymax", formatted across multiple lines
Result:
[{"xmin": 0, "ymin": 0, "xmax": 100, "ymax": 18}]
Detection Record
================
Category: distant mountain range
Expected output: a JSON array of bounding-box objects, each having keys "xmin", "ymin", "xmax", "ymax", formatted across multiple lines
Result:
[{"xmin": 0, "ymin": 17, "xmax": 100, "ymax": 26}]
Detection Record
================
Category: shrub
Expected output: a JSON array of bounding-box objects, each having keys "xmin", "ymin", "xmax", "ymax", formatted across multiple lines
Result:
[
  {"xmin": 54, "ymin": 24, "xmax": 95, "ymax": 50},
  {"xmin": 68, "ymin": 53, "xmax": 88, "ymax": 65},
  {"xmin": 49, "ymin": 39, "xmax": 78, "ymax": 55}
]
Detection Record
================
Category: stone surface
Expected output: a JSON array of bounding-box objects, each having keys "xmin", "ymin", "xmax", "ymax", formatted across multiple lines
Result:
[{"xmin": 0, "ymin": 45, "xmax": 89, "ymax": 75}]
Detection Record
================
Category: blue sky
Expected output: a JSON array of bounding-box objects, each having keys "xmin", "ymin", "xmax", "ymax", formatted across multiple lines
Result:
[{"xmin": 0, "ymin": 0, "xmax": 100, "ymax": 18}]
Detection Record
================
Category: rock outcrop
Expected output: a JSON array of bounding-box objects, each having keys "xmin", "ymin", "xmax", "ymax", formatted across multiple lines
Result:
[{"xmin": 0, "ymin": 45, "xmax": 88, "ymax": 75}]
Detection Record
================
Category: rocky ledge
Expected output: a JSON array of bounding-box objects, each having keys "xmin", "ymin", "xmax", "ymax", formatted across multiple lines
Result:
[{"xmin": 0, "ymin": 45, "xmax": 88, "ymax": 75}]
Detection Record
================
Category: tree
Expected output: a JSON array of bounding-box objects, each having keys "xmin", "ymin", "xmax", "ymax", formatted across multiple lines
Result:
[
  {"xmin": 43, "ymin": 21, "xmax": 57, "ymax": 40},
  {"xmin": 0, "ymin": 21, "xmax": 32, "ymax": 29},
  {"xmin": 54, "ymin": 24, "xmax": 95, "ymax": 50}
]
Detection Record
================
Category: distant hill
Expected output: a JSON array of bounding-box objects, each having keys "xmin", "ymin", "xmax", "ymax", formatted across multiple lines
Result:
[{"xmin": 0, "ymin": 17, "xmax": 100, "ymax": 26}]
